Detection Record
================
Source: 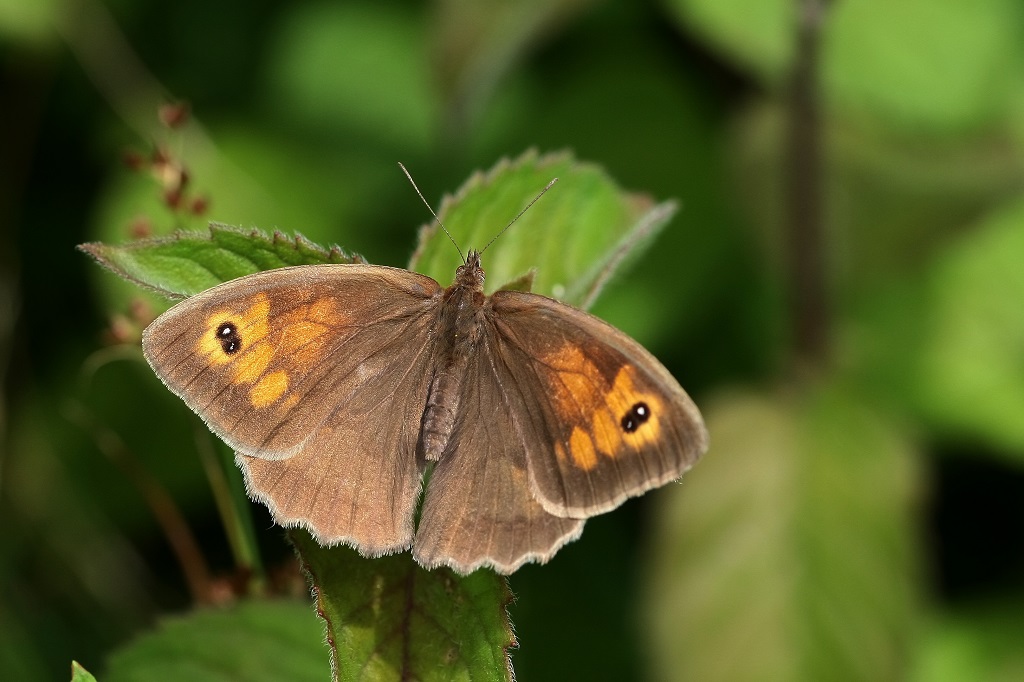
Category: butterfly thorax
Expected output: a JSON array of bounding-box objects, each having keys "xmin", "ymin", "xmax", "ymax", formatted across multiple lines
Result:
[{"xmin": 418, "ymin": 253, "xmax": 487, "ymax": 462}]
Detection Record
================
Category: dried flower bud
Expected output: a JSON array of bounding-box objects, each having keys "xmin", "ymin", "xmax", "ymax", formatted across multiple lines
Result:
[{"xmin": 158, "ymin": 102, "xmax": 191, "ymax": 129}]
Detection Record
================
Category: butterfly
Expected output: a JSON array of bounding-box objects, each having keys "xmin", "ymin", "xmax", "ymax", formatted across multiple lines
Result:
[{"xmin": 142, "ymin": 209, "xmax": 707, "ymax": 575}]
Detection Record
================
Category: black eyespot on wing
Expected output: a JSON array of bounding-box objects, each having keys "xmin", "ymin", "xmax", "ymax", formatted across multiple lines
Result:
[
  {"xmin": 216, "ymin": 322, "xmax": 241, "ymax": 355},
  {"xmin": 621, "ymin": 401, "xmax": 650, "ymax": 433}
]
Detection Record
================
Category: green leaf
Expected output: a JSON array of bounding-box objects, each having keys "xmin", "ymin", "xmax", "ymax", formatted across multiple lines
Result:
[
  {"xmin": 290, "ymin": 530, "xmax": 515, "ymax": 682},
  {"xmin": 914, "ymin": 198, "xmax": 1024, "ymax": 458},
  {"xmin": 825, "ymin": 0, "xmax": 1023, "ymax": 133},
  {"xmin": 79, "ymin": 223, "xmax": 363, "ymax": 299},
  {"xmin": 103, "ymin": 600, "xmax": 328, "ymax": 682},
  {"xmin": 71, "ymin": 661, "xmax": 98, "ymax": 682},
  {"xmin": 733, "ymin": 99, "xmax": 1024, "ymax": 292},
  {"xmin": 910, "ymin": 599, "xmax": 1024, "ymax": 682},
  {"xmin": 644, "ymin": 386, "xmax": 923, "ymax": 681},
  {"xmin": 409, "ymin": 149, "xmax": 677, "ymax": 309}
]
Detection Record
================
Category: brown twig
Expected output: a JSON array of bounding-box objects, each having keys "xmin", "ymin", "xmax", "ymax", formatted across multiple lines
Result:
[
  {"xmin": 786, "ymin": 0, "xmax": 832, "ymax": 367},
  {"xmin": 65, "ymin": 400, "xmax": 214, "ymax": 604},
  {"xmin": 54, "ymin": 0, "xmax": 264, "ymax": 213}
]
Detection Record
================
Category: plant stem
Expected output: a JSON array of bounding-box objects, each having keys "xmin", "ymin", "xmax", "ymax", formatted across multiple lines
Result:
[
  {"xmin": 786, "ymin": 0, "xmax": 831, "ymax": 367},
  {"xmin": 66, "ymin": 400, "xmax": 214, "ymax": 604},
  {"xmin": 195, "ymin": 429, "xmax": 266, "ymax": 592}
]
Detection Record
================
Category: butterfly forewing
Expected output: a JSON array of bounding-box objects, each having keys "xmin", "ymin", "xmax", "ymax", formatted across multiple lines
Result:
[
  {"xmin": 143, "ymin": 265, "xmax": 440, "ymax": 455},
  {"xmin": 485, "ymin": 290, "xmax": 708, "ymax": 518}
]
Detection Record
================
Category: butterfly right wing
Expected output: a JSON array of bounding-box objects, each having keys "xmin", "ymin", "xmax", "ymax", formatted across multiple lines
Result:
[
  {"xmin": 142, "ymin": 264, "xmax": 442, "ymax": 555},
  {"xmin": 414, "ymin": 286, "xmax": 706, "ymax": 573},
  {"xmin": 413, "ymin": 338, "xmax": 585, "ymax": 573}
]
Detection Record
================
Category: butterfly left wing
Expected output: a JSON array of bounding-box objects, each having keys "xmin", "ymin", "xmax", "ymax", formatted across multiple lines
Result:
[{"xmin": 143, "ymin": 264, "xmax": 444, "ymax": 556}]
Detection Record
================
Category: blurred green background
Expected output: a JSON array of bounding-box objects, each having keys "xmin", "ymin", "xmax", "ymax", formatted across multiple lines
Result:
[{"xmin": 3, "ymin": 0, "xmax": 1024, "ymax": 680}]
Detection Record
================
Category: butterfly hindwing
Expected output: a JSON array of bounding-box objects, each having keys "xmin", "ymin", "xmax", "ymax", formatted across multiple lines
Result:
[{"xmin": 413, "ymin": 333, "xmax": 585, "ymax": 573}]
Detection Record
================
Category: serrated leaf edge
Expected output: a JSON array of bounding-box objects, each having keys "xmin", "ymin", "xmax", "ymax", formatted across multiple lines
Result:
[
  {"xmin": 79, "ymin": 223, "xmax": 363, "ymax": 299},
  {"xmin": 575, "ymin": 198, "xmax": 679, "ymax": 310}
]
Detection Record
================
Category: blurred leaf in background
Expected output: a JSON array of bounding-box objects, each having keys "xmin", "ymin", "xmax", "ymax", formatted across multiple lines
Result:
[{"xmin": 3, "ymin": 0, "xmax": 1024, "ymax": 680}]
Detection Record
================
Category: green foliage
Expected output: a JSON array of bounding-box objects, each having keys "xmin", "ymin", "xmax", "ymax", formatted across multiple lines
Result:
[
  {"xmin": 910, "ymin": 599, "xmax": 1024, "ymax": 682},
  {"xmin": 291, "ymin": 531, "xmax": 515, "ymax": 682},
  {"xmin": 825, "ymin": 0, "xmax": 1023, "ymax": 132},
  {"xmin": 409, "ymin": 149, "xmax": 676, "ymax": 307},
  {"xmin": 79, "ymin": 225, "xmax": 362, "ymax": 299},
  {"xmin": 646, "ymin": 386, "xmax": 922, "ymax": 680},
  {"xmin": 102, "ymin": 600, "xmax": 327, "ymax": 682},
  {"xmin": 266, "ymin": 3, "xmax": 437, "ymax": 152},
  {"xmin": 662, "ymin": 0, "xmax": 794, "ymax": 83},
  {"xmin": 914, "ymin": 199, "xmax": 1024, "ymax": 457},
  {"xmin": 668, "ymin": 0, "xmax": 1024, "ymax": 132},
  {"xmin": 71, "ymin": 661, "xmax": 98, "ymax": 682}
]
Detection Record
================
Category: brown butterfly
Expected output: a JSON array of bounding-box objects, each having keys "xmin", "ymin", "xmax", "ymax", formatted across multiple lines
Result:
[{"xmin": 143, "ymin": 236, "xmax": 707, "ymax": 574}]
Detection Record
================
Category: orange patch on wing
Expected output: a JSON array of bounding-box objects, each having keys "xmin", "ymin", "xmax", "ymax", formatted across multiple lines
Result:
[
  {"xmin": 233, "ymin": 343, "xmax": 273, "ymax": 384},
  {"xmin": 307, "ymin": 297, "xmax": 340, "ymax": 324},
  {"xmin": 277, "ymin": 297, "xmax": 341, "ymax": 368},
  {"xmin": 539, "ymin": 342, "xmax": 663, "ymax": 464},
  {"xmin": 194, "ymin": 293, "xmax": 343, "ymax": 409},
  {"xmin": 568, "ymin": 427, "xmax": 598, "ymax": 470},
  {"xmin": 194, "ymin": 293, "xmax": 290, "ymax": 408},
  {"xmin": 250, "ymin": 370, "xmax": 288, "ymax": 408},
  {"xmin": 590, "ymin": 409, "xmax": 621, "ymax": 457},
  {"xmin": 280, "ymin": 321, "xmax": 330, "ymax": 365},
  {"xmin": 539, "ymin": 343, "xmax": 602, "ymax": 419}
]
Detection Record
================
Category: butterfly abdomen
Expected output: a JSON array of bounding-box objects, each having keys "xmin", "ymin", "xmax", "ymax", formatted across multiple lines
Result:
[
  {"xmin": 417, "ymin": 265, "xmax": 488, "ymax": 462},
  {"xmin": 419, "ymin": 368, "xmax": 462, "ymax": 461}
]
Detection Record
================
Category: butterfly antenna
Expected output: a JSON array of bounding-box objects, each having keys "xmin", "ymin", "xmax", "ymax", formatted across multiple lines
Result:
[
  {"xmin": 398, "ymin": 162, "xmax": 465, "ymax": 263},
  {"xmin": 480, "ymin": 177, "xmax": 559, "ymax": 255}
]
